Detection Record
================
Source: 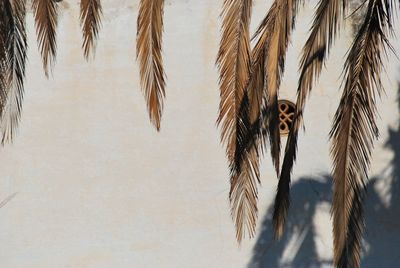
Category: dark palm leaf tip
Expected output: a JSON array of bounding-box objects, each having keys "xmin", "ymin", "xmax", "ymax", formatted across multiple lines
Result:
[
  {"xmin": 337, "ymin": 186, "xmax": 365, "ymax": 268},
  {"xmin": 137, "ymin": 0, "xmax": 166, "ymax": 131},
  {"xmin": 330, "ymin": 0, "xmax": 395, "ymax": 266},
  {"xmin": 80, "ymin": 0, "xmax": 103, "ymax": 60},
  {"xmin": 32, "ymin": 0, "xmax": 59, "ymax": 77},
  {"xmin": 0, "ymin": 0, "xmax": 27, "ymax": 144}
]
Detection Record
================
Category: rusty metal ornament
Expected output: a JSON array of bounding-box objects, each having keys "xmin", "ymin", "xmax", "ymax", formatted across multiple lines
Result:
[{"xmin": 278, "ymin": 100, "xmax": 295, "ymax": 136}]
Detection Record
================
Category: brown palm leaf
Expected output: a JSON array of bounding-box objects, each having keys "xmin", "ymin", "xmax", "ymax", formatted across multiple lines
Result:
[
  {"xmin": 330, "ymin": 0, "xmax": 395, "ymax": 266},
  {"xmin": 80, "ymin": 0, "xmax": 102, "ymax": 60},
  {"xmin": 231, "ymin": 6, "xmax": 276, "ymax": 169},
  {"xmin": 32, "ymin": 0, "xmax": 58, "ymax": 77},
  {"xmin": 276, "ymin": 0, "xmax": 345, "ymax": 240},
  {"xmin": 229, "ymin": 31, "xmax": 271, "ymax": 242},
  {"xmin": 231, "ymin": 92, "xmax": 261, "ymax": 242},
  {"xmin": 216, "ymin": 0, "xmax": 252, "ymax": 162},
  {"xmin": 0, "ymin": 0, "xmax": 27, "ymax": 144},
  {"xmin": 253, "ymin": 0, "xmax": 300, "ymax": 239},
  {"xmin": 136, "ymin": 0, "xmax": 166, "ymax": 131},
  {"xmin": 0, "ymin": 1, "xmax": 12, "ymax": 109},
  {"xmin": 250, "ymin": 2, "xmax": 279, "ymax": 168},
  {"xmin": 216, "ymin": 0, "xmax": 254, "ymax": 242}
]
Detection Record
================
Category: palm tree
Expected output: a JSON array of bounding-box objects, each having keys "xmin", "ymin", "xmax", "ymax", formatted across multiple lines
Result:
[{"xmin": 0, "ymin": 0, "xmax": 398, "ymax": 267}]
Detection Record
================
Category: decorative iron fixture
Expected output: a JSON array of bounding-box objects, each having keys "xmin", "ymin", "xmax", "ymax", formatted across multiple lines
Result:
[{"xmin": 278, "ymin": 100, "xmax": 295, "ymax": 136}]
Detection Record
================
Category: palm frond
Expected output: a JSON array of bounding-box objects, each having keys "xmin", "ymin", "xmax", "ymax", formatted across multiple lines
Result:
[
  {"xmin": 232, "ymin": 2, "xmax": 278, "ymax": 165},
  {"xmin": 276, "ymin": 0, "xmax": 345, "ymax": 239},
  {"xmin": 80, "ymin": 0, "xmax": 102, "ymax": 60},
  {"xmin": 330, "ymin": 0, "xmax": 395, "ymax": 266},
  {"xmin": 0, "ymin": 0, "xmax": 27, "ymax": 144},
  {"xmin": 252, "ymin": 0, "xmax": 299, "ymax": 239},
  {"xmin": 216, "ymin": 0, "xmax": 254, "ymax": 243},
  {"xmin": 32, "ymin": 0, "xmax": 58, "ymax": 77},
  {"xmin": 227, "ymin": 5, "xmax": 278, "ymax": 241},
  {"xmin": 248, "ymin": 3, "xmax": 279, "ymax": 179},
  {"xmin": 231, "ymin": 92, "xmax": 261, "ymax": 242},
  {"xmin": 137, "ymin": 0, "xmax": 166, "ymax": 131},
  {"xmin": 0, "ymin": 1, "xmax": 12, "ymax": 109},
  {"xmin": 217, "ymin": 0, "xmax": 252, "ymax": 162}
]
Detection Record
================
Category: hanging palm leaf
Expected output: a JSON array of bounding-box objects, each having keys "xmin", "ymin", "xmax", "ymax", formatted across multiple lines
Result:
[
  {"xmin": 252, "ymin": 1, "xmax": 284, "ymax": 178},
  {"xmin": 251, "ymin": 0, "xmax": 299, "ymax": 240},
  {"xmin": 230, "ymin": 93, "xmax": 261, "ymax": 242},
  {"xmin": 32, "ymin": 0, "xmax": 59, "ymax": 77},
  {"xmin": 276, "ymin": 0, "xmax": 345, "ymax": 239},
  {"xmin": 230, "ymin": 1, "xmax": 282, "ymax": 243},
  {"xmin": 330, "ymin": 0, "xmax": 395, "ymax": 266},
  {"xmin": 217, "ymin": 0, "xmax": 253, "ymax": 163},
  {"xmin": 0, "ymin": 0, "xmax": 27, "ymax": 144},
  {"xmin": 229, "ymin": 7, "xmax": 278, "ymax": 239},
  {"xmin": 216, "ymin": 0, "xmax": 254, "ymax": 243},
  {"xmin": 136, "ymin": 0, "xmax": 166, "ymax": 131},
  {"xmin": 80, "ymin": 0, "xmax": 102, "ymax": 60},
  {"xmin": 0, "ymin": 2, "xmax": 12, "ymax": 110}
]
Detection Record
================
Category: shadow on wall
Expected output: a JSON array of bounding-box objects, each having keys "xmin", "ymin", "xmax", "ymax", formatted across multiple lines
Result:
[{"xmin": 248, "ymin": 85, "xmax": 400, "ymax": 268}]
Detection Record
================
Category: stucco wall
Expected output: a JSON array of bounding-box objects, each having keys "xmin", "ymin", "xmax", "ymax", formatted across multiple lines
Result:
[{"xmin": 0, "ymin": 1, "xmax": 399, "ymax": 267}]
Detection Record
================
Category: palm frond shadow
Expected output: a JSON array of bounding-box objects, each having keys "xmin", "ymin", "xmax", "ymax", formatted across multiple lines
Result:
[
  {"xmin": 360, "ymin": 82, "xmax": 400, "ymax": 267},
  {"xmin": 248, "ymin": 83, "xmax": 400, "ymax": 268},
  {"xmin": 248, "ymin": 176, "xmax": 333, "ymax": 268}
]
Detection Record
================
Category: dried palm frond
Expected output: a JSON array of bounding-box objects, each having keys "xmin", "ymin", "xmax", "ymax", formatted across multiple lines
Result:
[
  {"xmin": 330, "ymin": 0, "xmax": 395, "ymax": 266},
  {"xmin": 216, "ymin": 0, "xmax": 254, "ymax": 243},
  {"xmin": 229, "ymin": 3, "xmax": 280, "ymax": 243},
  {"xmin": 136, "ymin": 0, "xmax": 166, "ymax": 131},
  {"xmin": 276, "ymin": 0, "xmax": 345, "ymax": 239},
  {"xmin": 232, "ymin": 4, "xmax": 278, "ymax": 167},
  {"xmin": 32, "ymin": 0, "xmax": 58, "ymax": 77},
  {"xmin": 252, "ymin": 0, "xmax": 300, "ymax": 240},
  {"xmin": 231, "ymin": 0, "xmax": 301, "ymax": 242},
  {"xmin": 227, "ymin": 5, "xmax": 276, "ymax": 242},
  {"xmin": 231, "ymin": 92, "xmax": 261, "ymax": 242},
  {"xmin": 0, "ymin": 1, "xmax": 11, "ymax": 109},
  {"xmin": 217, "ymin": 0, "xmax": 252, "ymax": 162},
  {"xmin": 250, "ymin": 3, "xmax": 280, "ymax": 178},
  {"xmin": 0, "ymin": 0, "xmax": 27, "ymax": 144},
  {"xmin": 80, "ymin": 0, "xmax": 102, "ymax": 60}
]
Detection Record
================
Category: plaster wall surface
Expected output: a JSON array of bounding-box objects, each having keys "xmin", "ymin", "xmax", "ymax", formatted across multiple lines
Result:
[{"xmin": 0, "ymin": 1, "xmax": 399, "ymax": 267}]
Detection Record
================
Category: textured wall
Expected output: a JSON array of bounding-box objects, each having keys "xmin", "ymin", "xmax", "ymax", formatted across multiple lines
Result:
[{"xmin": 0, "ymin": 1, "xmax": 399, "ymax": 267}]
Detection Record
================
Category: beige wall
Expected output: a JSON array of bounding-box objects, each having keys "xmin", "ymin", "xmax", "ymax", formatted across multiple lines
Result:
[{"xmin": 0, "ymin": 1, "xmax": 399, "ymax": 267}]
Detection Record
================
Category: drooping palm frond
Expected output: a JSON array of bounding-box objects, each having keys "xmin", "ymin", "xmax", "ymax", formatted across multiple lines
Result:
[
  {"xmin": 137, "ymin": 0, "xmax": 166, "ymax": 131},
  {"xmin": 231, "ymin": 91, "xmax": 261, "ymax": 242},
  {"xmin": 0, "ymin": 2, "xmax": 12, "ymax": 110},
  {"xmin": 216, "ymin": 0, "xmax": 254, "ymax": 243},
  {"xmin": 32, "ymin": 0, "xmax": 58, "ymax": 77},
  {"xmin": 276, "ymin": 0, "xmax": 345, "ymax": 239},
  {"xmin": 253, "ymin": 0, "xmax": 300, "ymax": 240},
  {"xmin": 230, "ymin": 0, "xmax": 300, "ymax": 242},
  {"xmin": 251, "ymin": 2, "xmax": 281, "ymax": 178},
  {"xmin": 0, "ymin": 0, "xmax": 27, "ymax": 144},
  {"xmin": 232, "ymin": 3, "xmax": 280, "ymax": 170},
  {"xmin": 217, "ymin": 0, "xmax": 252, "ymax": 163},
  {"xmin": 80, "ymin": 0, "xmax": 102, "ymax": 60},
  {"xmin": 330, "ymin": 0, "xmax": 395, "ymax": 266},
  {"xmin": 227, "ymin": 4, "xmax": 282, "ymax": 242}
]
